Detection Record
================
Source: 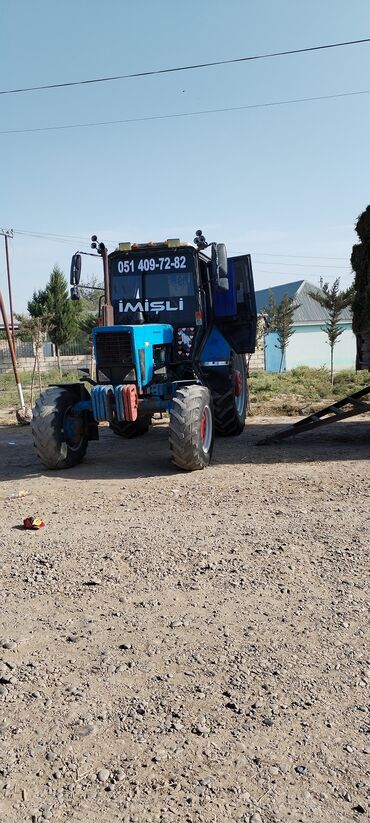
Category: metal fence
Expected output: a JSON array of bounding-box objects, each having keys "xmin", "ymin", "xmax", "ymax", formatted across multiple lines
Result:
[
  {"xmin": 0, "ymin": 340, "xmax": 34, "ymax": 361},
  {"xmin": 0, "ymin": 338, "xmax": 91, "ymax": 362},
  {"xmin": 59, "ymin": 340, "xmax": 91, "ymax": 356}
]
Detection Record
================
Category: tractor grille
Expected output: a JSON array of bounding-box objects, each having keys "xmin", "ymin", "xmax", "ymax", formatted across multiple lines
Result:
[{"xmin": 95, "ymin": 330, "xmax": 134, "ymax": 375}]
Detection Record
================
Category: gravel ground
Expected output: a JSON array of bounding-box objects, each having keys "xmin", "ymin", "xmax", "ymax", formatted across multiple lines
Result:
[{"xmin": 0, "ymin": 416, "xmax": 369, "ymax": 823}]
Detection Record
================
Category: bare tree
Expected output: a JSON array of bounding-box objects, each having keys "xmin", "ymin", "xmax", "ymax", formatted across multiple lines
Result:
[
  {"xmin": 308, "ymin": 279, "xmax": 353, "ymax": 384},
  {"xmin": 15, "ymin": 314, "xmax": 48, "ymax": 406},
  {"xmin": 266, "ymin": 291, "xmax": 298, "ymax": 372}
]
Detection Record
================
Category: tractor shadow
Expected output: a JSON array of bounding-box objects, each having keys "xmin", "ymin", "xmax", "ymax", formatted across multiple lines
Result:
[
  {"xmin": 1, "ymin": 416, "xmax": 369, "ymax": 486},
  {"xmin": 219, "ymin": 415, "xmax": 370, "ymax": 467}
]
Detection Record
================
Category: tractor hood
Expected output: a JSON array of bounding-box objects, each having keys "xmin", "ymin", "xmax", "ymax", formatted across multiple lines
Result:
[{"xmin": 93, "ymin": 324, "xmax": 173, "ymax": 389}]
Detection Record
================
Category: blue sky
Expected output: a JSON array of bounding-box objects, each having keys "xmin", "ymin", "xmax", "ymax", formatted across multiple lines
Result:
[{"xmin": 1, "ymin": 0, "xmax": 370, "ymax": 311}]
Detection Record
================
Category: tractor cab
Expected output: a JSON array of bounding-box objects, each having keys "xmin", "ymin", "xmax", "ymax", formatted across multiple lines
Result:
[{"xmin": 109, "ymin": 242, "xmax": 200, "ymax": 327}]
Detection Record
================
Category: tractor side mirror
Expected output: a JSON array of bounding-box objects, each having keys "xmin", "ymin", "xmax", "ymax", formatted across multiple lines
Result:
[
  {"xmin": 70, "ymin": 253, "xmax": 82, "ymax": 286},
  {"xmin": 216, "ymin": 243, "xmax": 229, "ymax": 291}
]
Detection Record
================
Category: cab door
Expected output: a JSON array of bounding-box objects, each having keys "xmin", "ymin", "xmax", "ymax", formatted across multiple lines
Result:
[{"xmin": 213, "ymin": 254, "xmax": 257, "ymax": 354}]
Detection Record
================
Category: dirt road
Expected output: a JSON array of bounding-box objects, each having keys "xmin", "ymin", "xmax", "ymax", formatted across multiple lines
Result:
[{"xmin": 0, "ymin": 417, "xmax": 369, "ymax": 823}]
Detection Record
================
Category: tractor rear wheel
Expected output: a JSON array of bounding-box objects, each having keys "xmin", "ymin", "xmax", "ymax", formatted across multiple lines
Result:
[
  {"xmin": 109, "ymin": 416, "xmax": 151, "ymax": 438},
  {"xmin": 169, "ymin": 385, "xmax": 214, "ymax": 471},
  {"xmin": 32, "ymin": 386, "xmax": 89, "ymax": 469},
  {"xmin": 213, "ymin": 353, "xmax": 248, "ymax": 436}
]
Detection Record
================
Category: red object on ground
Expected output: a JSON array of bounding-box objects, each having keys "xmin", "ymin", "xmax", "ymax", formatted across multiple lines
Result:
[
  {"xmin": 123, "ymin": 385, "xmax": 138, "ymax": 421},
  {"xmin": 23, "ymin": 517, "xmax": 45, "ymax": 530}
]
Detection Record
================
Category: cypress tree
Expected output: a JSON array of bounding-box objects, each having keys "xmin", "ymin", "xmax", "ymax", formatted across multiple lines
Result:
[{"xmin": 45, "ymin": 266, "xmax": 81, "ymax": 374}]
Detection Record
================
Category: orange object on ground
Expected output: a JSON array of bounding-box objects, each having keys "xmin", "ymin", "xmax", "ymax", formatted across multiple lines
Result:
[{"xmin": 23, "ymin": 517, "xmax": 45, "ymax": 530}]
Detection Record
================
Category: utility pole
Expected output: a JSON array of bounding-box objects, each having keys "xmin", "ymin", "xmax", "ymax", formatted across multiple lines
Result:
[
  {"xmin": 0, "ymin": 228, "xmax": 15, "ymax": 348},
  {"xmin": 0, "ymin": 228, "xmax": 29, "ymax": 421},
  {"xmin": 0, "ymin": 287, "xmax": 25, "ymax": 412}
]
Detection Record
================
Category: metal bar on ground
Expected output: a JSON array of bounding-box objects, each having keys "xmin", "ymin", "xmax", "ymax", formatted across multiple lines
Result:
[{"xmin": 257, "ymin": 386, "xmax": 370, "ymax": 445}]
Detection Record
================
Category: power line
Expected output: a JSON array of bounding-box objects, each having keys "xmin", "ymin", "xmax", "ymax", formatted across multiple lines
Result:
[
  {"xmin": 1, "ymin": 37, "xmax": 369, "ymax": 96},
  {"xmin": 11, "ymin": 229, "xmax": 354, "ymax": 280},
  {"xmin": 13, "ymin": 229, "xmax": 352, "ymax": 264},
  {"xmin": 254, "ymin": 259, "xmax": 351, "ymax": 269},
  {"xmin": 13, "ymin": 233, "xmax": 90, "ymax": 248},
  {"xmin": 254, "ymin": 268, "xmax": 353, "ymax": 276},
  {"xmin": 14, "ymin": 229, "xmax": 93, "ymax": 245},
  {"xmin": 252, "ymin": 251, "xmax": 348, "ymax": 261},
  {"xmin": 1, "ymin": 87, "xmax": 369, "ymax": 136},
  {"xmin": 15, "ymin": 229, "xmax": 91, "ymax": 241},
  {"xmin": 253, "ymin": 269, "xmax": 353, "ymax": 280}
]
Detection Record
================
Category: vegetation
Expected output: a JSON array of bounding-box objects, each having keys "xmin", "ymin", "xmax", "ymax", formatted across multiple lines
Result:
[
  {"xmin": 27, "ymin": 287, "xmax": 49, "ymax": 318},
  {"xmin": 58, "ymin": 278, "xmax": 103, "ymax": 358},
  {"xmin": 308, "ymin": 279, "xmax": 353, "ymax": 385},
  {"xmin": 78, "ymin": 311, "xmax": 99, "ymax": 377},
  {"xmin": 0, "ymin": 369, "xmax": 79, "ymax": 414},
  {"xmin": 249, "ymin": 366, "xmax": 370, "ymax": 416},
  {"xmin": 20, "ymin": 267, "xmax": 82, "ymax": 375},
  {"xmin": 265, "ymin": 291, "xmax": 298, "ymax": 372},
  {"xmin": 78, "ymin": 277, "xmax": 103, "ymax": 337},
  {"xmin": 14, "ymin": 314, "xmax": 48, "ymax": 406},
  {"xmin": 351, "ymin": 205, "xmax": 370, "ymax": 335},
  {"xmin": 1, "ymin": 366, "xmax": 369, "ymax": 421},
  {"xmin": 79, "ymin": 275, "xmax": 104, "ymax": 313},
  {"xmin": 45, "ymin": 266, "xmax": 82, "ymax": 373}
]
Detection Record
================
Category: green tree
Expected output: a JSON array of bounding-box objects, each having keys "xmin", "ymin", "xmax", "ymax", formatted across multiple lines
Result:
[
  {"xmin": 45, "ymin": 266, "xmax": 81, "ymax": 375},
  {"xmin": 79, "ymin": 310, "xmax": 99, "ymax": 377},
  {"xmin": 76, "ymin": 277, "xmax": 103, "ymax": 375},
  {"xmin": 79, "ymin": 275, "xmax": 104, "ymax": 314},
  {"xmin": 351, "ymin": 207, "xmax": 370, "ymax": 370},
  {"xmin": 27, "ymin": 288, "xmax": 49, "ymax": 319},
  {"xmin": 266, "ymin": 291, "xmax": 298, "ymax": 372},
  {"xmin": 308, "ymin": 279, "xmax": 353, "ymax": 385}
]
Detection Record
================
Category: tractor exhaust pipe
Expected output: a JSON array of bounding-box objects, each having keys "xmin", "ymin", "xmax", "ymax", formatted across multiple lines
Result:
[
  {"xmin": 71, "ymin": 238, "xmax": 114, "ymax": 326},
  {"xmin": 101, "ymin": 243, "xmax": 114, "ymax": 326},
  {"xmin": 89, "ymin": 237, "xmax": 114, "ymax": 326}
]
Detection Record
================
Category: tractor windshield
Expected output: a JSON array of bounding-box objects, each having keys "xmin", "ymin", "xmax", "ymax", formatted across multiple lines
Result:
[{"xmin": 110, "ymin": 249, "xmax": 198, "ymax": 325}]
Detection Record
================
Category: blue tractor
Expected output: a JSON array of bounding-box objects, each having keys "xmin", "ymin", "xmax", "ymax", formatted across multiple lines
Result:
[{"xmin": 31, "ymin": 231, "xmax": 257, "ymax": 471}]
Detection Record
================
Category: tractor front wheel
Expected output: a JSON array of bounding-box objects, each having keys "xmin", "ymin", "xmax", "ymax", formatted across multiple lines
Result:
[
  {"xmin": 169, "ymin": 385, "xmax": 214, "ymax": 471},
  {"xmin": 32, "ymin": 387, "xmax": 89, "ymax": 469}
]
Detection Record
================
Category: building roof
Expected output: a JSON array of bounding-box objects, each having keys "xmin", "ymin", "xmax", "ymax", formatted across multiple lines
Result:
[
  {"xmin": 255, "ymin": 280, "xmax": 352, "ymax": 324},
  {"xmin": 255, "ymin": 280, "xmax": 303, "ymax": 314}
]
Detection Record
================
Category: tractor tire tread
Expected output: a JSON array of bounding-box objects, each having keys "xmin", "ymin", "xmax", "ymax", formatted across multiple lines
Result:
[
  {"xmin": 31, "ymin": 387, "xmax": 88, "ymax": 469},
  {"xmin": 169, "ymin": 385, "xmax": 214, "ymax": 471},
  {"xmin": 213, "ymin": 354, "xmax": 248, "ymax": 436}
]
